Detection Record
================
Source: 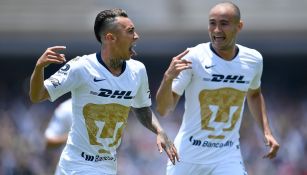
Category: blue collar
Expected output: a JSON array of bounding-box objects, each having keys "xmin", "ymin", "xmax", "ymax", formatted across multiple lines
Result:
[{"xmin": 96, "ymin": 52, "xmax": 126, "ymax": 75}]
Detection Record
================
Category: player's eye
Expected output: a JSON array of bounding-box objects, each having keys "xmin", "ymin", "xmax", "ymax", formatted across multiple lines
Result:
[
  {"xmin": 127, "ymin": 28, "xmax": 134, "ymax": 34},
  {"xmin": 209, "ymin": 21, "xmax": 217, "ymax": 27}
]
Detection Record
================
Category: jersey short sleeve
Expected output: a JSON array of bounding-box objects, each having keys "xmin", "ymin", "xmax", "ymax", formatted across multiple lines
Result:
[
  {"xmin": 131, "ymin": 64, "xmax": 152, "ymax": 108},
  {"xmin": 249, "ymin": 51, "xmax": 263, "ymax": 89},
  {"xmin": 44, "ymin": 58, "xmax": 82, "ymax": 102}
]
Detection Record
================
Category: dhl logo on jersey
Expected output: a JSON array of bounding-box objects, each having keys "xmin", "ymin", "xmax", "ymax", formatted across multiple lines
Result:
[
  {"xmin": 90, "ymin": 88, "xmax": 134, "ymax": 99},
  {"xmin": 203, "ymin": 74, "xmax": 250, "ymax": 84}
]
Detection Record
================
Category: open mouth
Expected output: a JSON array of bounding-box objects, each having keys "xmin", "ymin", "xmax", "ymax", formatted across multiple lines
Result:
[
  {"xmin": 129, "ymin": 44, "xmax": 137, "ymax": 57},
  {"xmin": 213, "ymin": 36, "xmax": 225, "ymax": 42}
]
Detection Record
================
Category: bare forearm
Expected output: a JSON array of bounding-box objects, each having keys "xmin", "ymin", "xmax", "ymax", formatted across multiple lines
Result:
[
  {"xmin": 247, "ymin": 90, "xmax": 272, "ymax": 135},
  {"xmin": 156, "ymin": 75, "xmax": 176, "ymax": 116},
  {"xmin": 132, "ymin": 107, "xmax": 180, "ymax": 164},
  {"xmin": 156, "ymin": 50, "xmax": 191, "ymax": 116},
  {"xmin": 132, "ymin": 107, "xmax": 163, "ymax": 134},
  {"xmin": 247, "ymin": 89, "xmax": 280, "ymax": 159},
  {"xmin": 29, "ymin": 66, "xmax": 48, "ymax": 103}
]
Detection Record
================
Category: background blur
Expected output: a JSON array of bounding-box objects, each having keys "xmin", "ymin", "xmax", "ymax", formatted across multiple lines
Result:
[{"xmin": 0, "ymin": 0, "xmax": 307, "ymax": 175}]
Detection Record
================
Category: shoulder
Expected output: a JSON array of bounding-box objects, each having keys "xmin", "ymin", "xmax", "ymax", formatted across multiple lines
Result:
[
  {"xmin": 237, "ymin": 44, "xmax": 263, "ymax": 62},
  {"xmin": 187, "ymin": 42, "xmax": 209, "ymax": 53},
  {"xmin": 60, "ymin": 53, "xmax": 97, "ymax": 74},
  {"xmin": 68, "ymin": 53, "xmax": 97, "ymax": 67},
  {"xmin": 183, "ymin": 42, "xmax": 210, "ymax": 62},
  {"xmin": 126, "ymin": 59, "xmax": 146, "ymax": 71}
]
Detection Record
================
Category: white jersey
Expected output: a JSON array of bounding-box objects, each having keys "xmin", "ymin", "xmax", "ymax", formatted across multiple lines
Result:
[
  {"xmin": 172, "ymin": 42, "xmax": 263, "ymax": 164},
  {"xmin": 44, "ymin": 53, "xmax": 151, "ymax": 174},
  {"xmin": 45, "ymin": 98, "xmax": 72, "ymax": 140}
]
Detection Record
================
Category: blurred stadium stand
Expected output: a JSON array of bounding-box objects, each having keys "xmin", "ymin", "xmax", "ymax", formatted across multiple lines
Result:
[{"xmin": 0, "ymin": 0, "xmax": 307, "ymax": 56}]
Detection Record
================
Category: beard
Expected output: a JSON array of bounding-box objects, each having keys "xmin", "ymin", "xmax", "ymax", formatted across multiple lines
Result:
[{"xmin": 109, "ymin": 57, "xmax": 126, "ymax": 69}]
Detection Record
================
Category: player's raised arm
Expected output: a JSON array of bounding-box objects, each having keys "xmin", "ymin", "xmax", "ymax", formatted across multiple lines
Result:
[
  {"xmin": 156, "ymin": 50, "xmax": 191, "ymax": 116},
  {"xmin": 29, "ymin": 46, "xmax": 66, "ymax": 103}
]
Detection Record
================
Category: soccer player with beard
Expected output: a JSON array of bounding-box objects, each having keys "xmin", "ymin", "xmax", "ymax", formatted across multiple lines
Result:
[{"xmin": 29, "ymin": 8, "xmax": 178, "ymax": 175}]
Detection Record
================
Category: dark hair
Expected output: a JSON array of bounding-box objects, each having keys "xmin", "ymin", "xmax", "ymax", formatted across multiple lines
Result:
[{"xmin": 94, "ymin": 8, "xmax": 128, "ymax": 43}]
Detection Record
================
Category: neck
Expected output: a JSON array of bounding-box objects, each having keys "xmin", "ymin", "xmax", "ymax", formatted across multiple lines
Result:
[
  {"xmin": 211, "ymin": 44, "xmax": 238, "ymax": 61},
  {"xmin": 101, "ymin": 51, "xmax": 124, "ymax": 76},
  {"xmin": 105, "ymin": 57, "xmax": 124, "ymax": 76},
  {"xmin": 109, "ymin": 57, "xmax": 124, "ymax": 69},
  {"xmin": 217, "ymin": 49, "xmax": 236, "ymax": 60}
]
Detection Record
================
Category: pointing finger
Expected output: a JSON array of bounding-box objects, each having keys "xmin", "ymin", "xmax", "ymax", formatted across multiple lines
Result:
[
  {"xmin": 175, "ymin": 49, "xmax": 189, "ymax": 60},
  {"xmin": 49, "ymin": 46, "xmax": 67, "ymax": 52}
]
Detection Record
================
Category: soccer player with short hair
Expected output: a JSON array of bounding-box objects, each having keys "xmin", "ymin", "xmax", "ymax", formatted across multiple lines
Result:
[
  {"xmin": 156, "ymin": 2, "xmax": 279, "ymax": 175},
  {"xmin": 29, "ymin": 8, "xmax": 178, "ymax": 175}
]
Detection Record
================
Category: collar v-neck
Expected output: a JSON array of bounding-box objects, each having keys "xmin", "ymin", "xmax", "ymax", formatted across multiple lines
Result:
[
  {"xmin": 96, "ymin": 52, "xmax": 126, "ymax": 76},
  {"xmin": 209, "ymin": 43, "xmax": 239, "ymax": 61}
]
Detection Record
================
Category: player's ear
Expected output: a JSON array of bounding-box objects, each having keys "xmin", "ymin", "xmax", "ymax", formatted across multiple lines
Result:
[
  {"xmin": 104, "ymin": 33, "xmax": 116, "ymax": 41},
  {"xmin": 238, "ymin": 20, "xmax": 243, "ymax": 31}
]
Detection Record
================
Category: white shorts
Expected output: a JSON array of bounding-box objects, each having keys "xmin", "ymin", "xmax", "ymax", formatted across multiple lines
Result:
[{"xmin": 166, "ymin": 159, "xmax": 248, "ymax": 175}]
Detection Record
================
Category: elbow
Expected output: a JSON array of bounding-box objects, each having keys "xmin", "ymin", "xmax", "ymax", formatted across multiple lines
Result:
[
  {"xmin": 29, "ymin": 95, "xmax": 41, "ymax": 103},
  {"xmin": 29, "ymin": 87, "xmax": 48, "ymax": 103},
  {"xmin": 29, "ymin": 92, "xmax": 44, "ymax": 103},
  {"xmin": 156, "ymin": 101, "xmax": 176, "ymax": 117},
  {"xmin": 156, "ymin": 106, "xmax": 169, "ymax": 117}
]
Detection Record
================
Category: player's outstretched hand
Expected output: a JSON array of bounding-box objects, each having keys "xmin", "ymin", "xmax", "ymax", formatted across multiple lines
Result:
[
  {"xmin": 164, "ymin": 50, "xmax": 191, "ymax": 80},
  {"xmin": 263, "ymin": 133, "xmax": 280, "ymax": 159},
  {"xmin": 156, "ymin": 131, "xmax": 179, "ymax": 165},
  {"xmin": 36, "ymin": 46, "xmax": 67, "ymax": 68}
]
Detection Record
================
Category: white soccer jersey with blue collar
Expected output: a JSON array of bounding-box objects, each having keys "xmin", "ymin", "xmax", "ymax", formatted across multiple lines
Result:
[
  {"xmin": 172, "ymin": 42, "xmax": 263, "ymax": 164},
  {"xmin": 44, "ymin": 53, "xmax": 151, "ymax": 174}
]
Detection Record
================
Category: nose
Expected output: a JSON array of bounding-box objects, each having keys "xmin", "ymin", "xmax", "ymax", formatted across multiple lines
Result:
[
  {"xmin": 134, "ymin": 32, "xmax": 139, "ymax": 40},
  {"xmin": 214, "ymin": 24, "xmax": 222, "ymax": 33}
]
